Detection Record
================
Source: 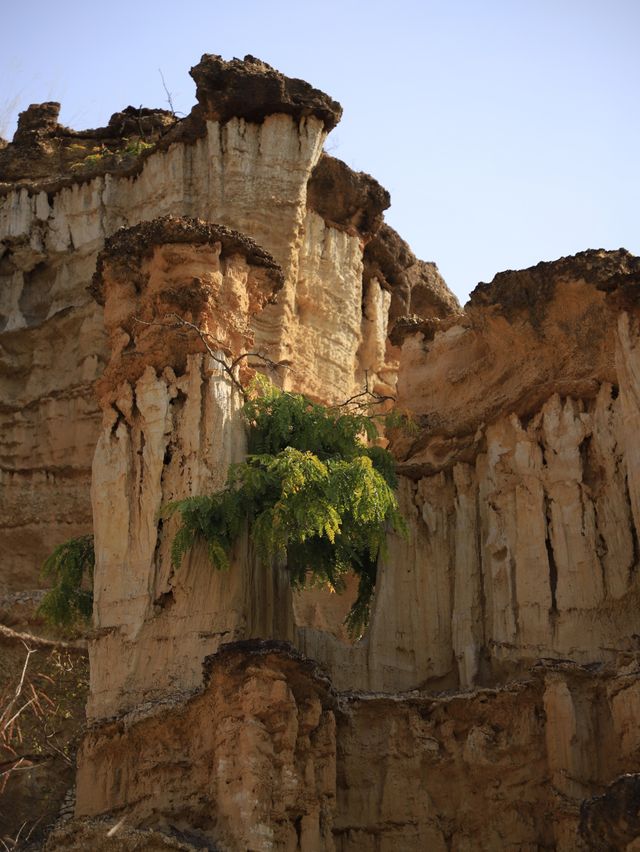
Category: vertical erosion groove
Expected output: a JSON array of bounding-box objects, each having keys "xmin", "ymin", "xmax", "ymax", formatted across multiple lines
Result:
[{"xmin": 544, "ymin": 495, "xmax": 559, "ymax": 616}]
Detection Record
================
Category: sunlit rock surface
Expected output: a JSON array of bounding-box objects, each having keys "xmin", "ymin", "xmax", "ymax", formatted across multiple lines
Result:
[
  {"xmin": 3, "ymin": 53, "xmax": 640, "ymax": 852},
  {"xmin": 0, "ymin": 55, "xmax": 417, "ymax": 593}
]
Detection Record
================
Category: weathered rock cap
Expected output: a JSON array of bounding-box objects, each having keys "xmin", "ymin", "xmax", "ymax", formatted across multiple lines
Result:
[
  {"xmin": 190, "ymin": 53, "xmax": 343, "ymax": 130},
  {"xmin": 90, "ymin": 214, "xmax": 285, "ymax": 305},
  {"xmin": 9, "ymin": 102, "xmax": 176, "ymax": 146},
  {"xmin": 389, "ymin": 314, "xmax": 459, "ymax": 348},
  {"xmin": 203, "ymin": 639, "xmax": 335, "ymax": 706},
  {"xmin": 468, "ymin": 248, "xmax": 640, "ymax": 320},
  {"xmin": 0, "ymin": 55, "xmax": 340, "ymax": 191},
  {"xmin": 92, "ymin": 216, "xmax": 285, "ymax": 398},
  {"xmin": 12, "ymin": 102, "xmax": 62, "ymax": 141},
  {"xmin": 364, "ymin": 223, "xmax": 461, "ymax": 323},
  {"xmin": 0, "ymin": 101, "xmax": 177, "ymax": 188},
  {"xmin": 103, "ymin": 105, "xmax": 176, "ymax": 137},
  {"xmin": 307, "ymin": 153, "xmax": 390, "ymax": 239},
  {"xmin": 391, "ymin": 247, "xmax": 640, "ymax": 474}
]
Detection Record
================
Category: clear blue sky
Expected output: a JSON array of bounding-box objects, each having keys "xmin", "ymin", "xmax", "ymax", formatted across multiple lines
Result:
[{"xmin": 3, "ymin": 0, "xmax": 638, "ymax": 303}]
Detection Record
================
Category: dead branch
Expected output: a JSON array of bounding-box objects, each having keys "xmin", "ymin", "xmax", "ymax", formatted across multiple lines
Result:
[
  {"xmin": 1, "ymin": 697, "xmax": 35, "ymax": 734},
  {"xmin": 44, "ymin": 736, "xmax": 73, "ymax": 765},
  {"xmin": 332, "ymin": 371, "xmax": 395, "ymax": 413},
  {"xmin": 136, "ymin": 105, "xmax": 147, "ymax": 141},
  {"xmin": 0, "ymin": 816, "xmax": 42, "ymax": 851},
  {"xmin": 132, "ymin": 314, "xmax": 287, "ymax": 400},
  {"xmin": 0, "ymin": 644, "xmax": 37, "ymax": 794},
  {"xmin": 0, "ymin": 758, "xmax": 33, "ymax": 795},
  {"xmin": 158, "ymin": 69, "xmax": 176, "ymax": 115},
  {"xmin": 0, "ymin": 623, "xmax": 85, "ymax": 652},
  {"xmin": 0, "ymin": 643, "xmax": 35, "ymax": 733},
  {"xmin": 158, "ymin": 69, "xmax": 187, "ymax": 117}
]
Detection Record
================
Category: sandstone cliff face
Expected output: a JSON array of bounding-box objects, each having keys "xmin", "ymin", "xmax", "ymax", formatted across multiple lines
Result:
[
  {"xmin": 295, "ymin": 254, "xmax": 640, "ymax": 699},
  {"xmin": 74, "ymin": 236, "xmax": 640, "ymax": 848},
  {"xmin": 4, "ymin": 53, "xmax": 640, "ymax": 852},
  {"xmin": 87, "ymin": 216, "xmax": 296, "ymax": 720},
  {"xmin": 49, "ymin": 641, "xmax": 640, "ymax": 852},
  {"xmin": 353, "ymin": 251, "xmax": 640, "ymax": 692},
  {"xmin": 0, "ymin": 55, "xmax": 423, "ymax": 593},
  {"xmin": 75, "ymin": 643, "xmax": 337, "ymax": 852}
]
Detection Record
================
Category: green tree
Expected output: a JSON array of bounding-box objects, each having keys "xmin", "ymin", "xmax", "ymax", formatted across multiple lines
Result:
[
  {"xmin": 39, "ymin": 378, "xmax": 405, "ymax": 635},
  {"xmin": 166, "ymin": 377, "xmax": 404, "ymax": 635},
  {"xmin": 39, "ymin": 534, "xmax": 94, "ymax": 628}
]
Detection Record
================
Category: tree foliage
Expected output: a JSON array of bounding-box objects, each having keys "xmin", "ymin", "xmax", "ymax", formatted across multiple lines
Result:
[
  {"xmin": 38, "ymin": 534, "xmax": 94, "ymax": 628},
  {"xmin": 166, "ymin": 377, "xmax": 404, "ymax": 635},
  {"xmin": 39, "ymin": 378, "xmax": 405, "ymax": 635}
]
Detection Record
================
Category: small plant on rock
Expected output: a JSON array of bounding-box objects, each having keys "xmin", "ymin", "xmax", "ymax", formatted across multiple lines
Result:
[{"xmin": 38, "ymin": 534, "xmax": 94, "ymax": 628}]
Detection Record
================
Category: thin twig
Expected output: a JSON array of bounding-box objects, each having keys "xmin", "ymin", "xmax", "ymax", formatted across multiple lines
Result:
[
  {"xmin": 134, "ymin": 105, "xmax": 145, "ymax": 141},
  {"xmin": 11, "ymin": 822, "xmax": 27, "ymax": 846},
  {"xmin": 132, "ymin": 314, "xmax": 286, "ymax": 400},
  {"xmin": 0, "ymin": 758, "xmax": 29, "ymax": 794},
  {"xmin": 333, "ymin": 391, "xmax": 395, "ymax": 413},
  {"xmin": 8, "ymin": 818, "xmax": 43, "ymax": 848},
  {"xmin": 229, "ymin": 350, "xmax": 284, "ymax": 373},
  {"xmin": 0, "ymin": 644, "xmax": 35, "ymax": 732},
  {"xmin": 0, "ymin": 757, "xmax": 29, "ymax": 775},
  {"xmin": 331, "ymin": 370, "xmax": 395, "ymax": 412},
  {"xmin": 24, "ymin": 818, "xmax": 42, "ymax": 843},
  {"xmin": 44, "ymin": 737, "xmax": 73, "ymax": 765},
  {"xmin": 333, "ymin": 388, "xmax": 395, "ymax": 410},
  {"xmin": 1, "ymin": 697, "xmax": 35, "ymax": 733},
  {"xmin": 158, "ymin": 69, "xmax": 176, "ymax": 116}
]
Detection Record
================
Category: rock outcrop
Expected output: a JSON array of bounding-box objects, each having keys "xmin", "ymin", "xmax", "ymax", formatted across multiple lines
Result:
[
  {"xmin": 3, "ymin": 53, "xmax": 640, "ymax": 852},
  {"xmin": 51, "ymin": 643, "xmax": 640, "ymax": 851},
  {"xmin": 1, "ymin": 54, "xmax": 435, "ymax": 594},
  {"xmin": 87, "ymin": 215, "xmax": 294, "ymax": 720},
  {"xmin": 76, "ymin": 642, "xmax": 336, "ymax": 851},
  {"xmin": 361, "ymin": 250, "xmax": 640, "ymax": 692}
]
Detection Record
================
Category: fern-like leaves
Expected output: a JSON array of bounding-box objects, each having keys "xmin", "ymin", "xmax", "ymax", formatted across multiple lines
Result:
[
  {"xmin": 39, "ymin": 534, "xmax": 95, "ymax": 628},
  {"xmin": 169, "ymin": 379, "xmax": 405, "ymax": 635},
  {"xmin": 39, "ymin": 381, "xmax": 405, "ymax": 636}
]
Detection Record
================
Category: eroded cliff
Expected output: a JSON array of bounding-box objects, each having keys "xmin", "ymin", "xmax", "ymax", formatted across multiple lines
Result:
[
  {"xmin": 2, "ymin": 53, "xmax": 639, "ymax": 852},
  {"xmin": 0, "ymin": 54, "xmax": 434, "ymax": 595},
  {"xmin": 375, "ymin": 251, "xmax": 640, "ymax": 689}
]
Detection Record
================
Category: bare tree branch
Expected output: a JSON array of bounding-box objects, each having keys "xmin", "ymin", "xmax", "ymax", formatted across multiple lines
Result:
[
  {"xmin": 332, "ymin": 371, "xmax": 395, "ymax": 413},
  {"xmin": 1, "ymin": 697, "xmax": 35, "ymax": 733},
  {"xmin": 158, "ymin": 69, "xmax": 176, "ymax": 115},
  {"xmin": 0, "ymin": 643, "xmax": 35, "ymax": 733},
  {"xmin": 136, "ymin": 105, "xmax": 147, "ymax": 141},
  {"xmin": 158, "ymin": 70, "xmax": 187, "ymax": 117},
  {"xmin": 132, "ymin": 314, "xmax": 287, "ymax": 400},
  {"xmin": 0, "ymin": 816, "xmax": 42, "ymax": 851}
]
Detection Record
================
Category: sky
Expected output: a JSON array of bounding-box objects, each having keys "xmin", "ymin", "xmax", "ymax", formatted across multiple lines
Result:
[{"xmin": 2, "ymin": 0, "xmax": 638, "ymax": 303}]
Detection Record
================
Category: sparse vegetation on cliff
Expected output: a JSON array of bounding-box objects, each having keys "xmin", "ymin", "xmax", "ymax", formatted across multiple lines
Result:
[
  {"xmin": 166, "ymin": 376, "xmax": 404, "ymax": 635},
  {"xmin": 69, "ymin": 137, "xmax": 156, "ymax": 171},
  {"xmin": 38, "ymin": 380, "xmax": 404, "ymax": 635},
  {"xmin": 38, "ymin": 535, "xmax": 94, "ymax": 628}
]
